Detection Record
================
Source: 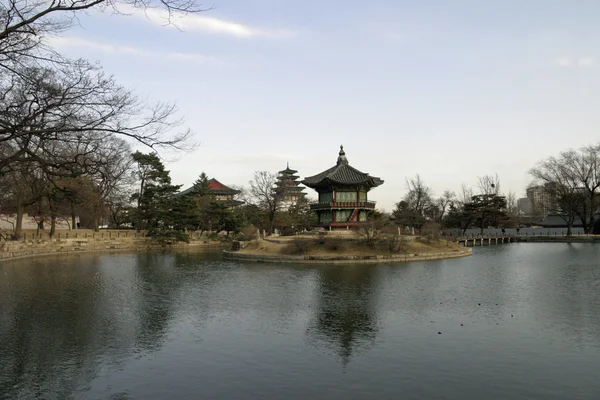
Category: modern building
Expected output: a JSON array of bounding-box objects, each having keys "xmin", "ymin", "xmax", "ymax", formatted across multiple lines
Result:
[
  {"xmin": 526, "ymin": 184, "xmax": 558, "ymax": 217},
  {"xmin": 517, "ymin": 197, "xmax": 532, "ymax": 215},
  {"xmin": 179, "ymin": 178, "xmax": 243, "ymax": 207},
  {"xmin": 302, "ymin": 145, "xmax": 383, "ymax": 229},
  {"xmin": 275, "ymin": 163, "xmax": 305, "ymax": 210}
]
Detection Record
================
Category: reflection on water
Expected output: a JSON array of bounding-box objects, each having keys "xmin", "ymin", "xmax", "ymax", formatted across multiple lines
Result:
[
  {"xmin": 306, "ymin": 266, "xmax": 379, "ymax": 365},
  {"xmin": 1, "ymin": 245, "xmax": 600, "ymax": 399}
]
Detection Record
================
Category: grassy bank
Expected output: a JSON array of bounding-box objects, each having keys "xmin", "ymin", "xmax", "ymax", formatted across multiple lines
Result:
[{"xmin": 240, "ymin": 235, "xmax": 463, "ymax": 257}]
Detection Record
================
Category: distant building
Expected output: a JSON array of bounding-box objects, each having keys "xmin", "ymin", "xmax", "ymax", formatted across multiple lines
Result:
[
  {"xmin": 517, "ymin": 197, "xmax": 532, "ymax": 214},
  {"xmin": 179, "ymin": 178, "xmax": 243, "ymax": 207},
  {"xmin": 275, "ymin": 163, "xmax": 305, "ymax": 210},
  {"xmin": 526, "ymin": 184, "xmax": 557, "ymax": 217}
]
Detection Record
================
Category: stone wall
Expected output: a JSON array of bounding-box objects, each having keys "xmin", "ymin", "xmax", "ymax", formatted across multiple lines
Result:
[
  {"xmin": 0, "ymin": 236, "xmax": 223, "ymax": 262},
  {"xmin": 223, "ymin": 247, "xmax": 472, "ymax": 264}
]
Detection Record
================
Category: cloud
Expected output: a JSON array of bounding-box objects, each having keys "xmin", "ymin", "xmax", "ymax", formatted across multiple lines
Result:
[
  {"xmin": 46, "ymin": 36, "xmax": 217, "ymax": 63},
  {"xmin": 555, "ymin": 57, "xmax": 572, "ymax": 67},
  {"xmin": 578, "ymin": 57, "xmax": 595, "ymax": 67},
  {"xmin": 115, "ymin": 3, "xmax": 296, "ymax": 39},
  {"xmin": 554, "ymin": 56, "xmax": 595, "ymax": 68}
]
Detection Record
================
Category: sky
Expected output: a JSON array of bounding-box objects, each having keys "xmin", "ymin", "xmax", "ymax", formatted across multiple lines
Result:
[{"xmin": 47, "ymin": 0, "xmax": 600, "ymax": 211}]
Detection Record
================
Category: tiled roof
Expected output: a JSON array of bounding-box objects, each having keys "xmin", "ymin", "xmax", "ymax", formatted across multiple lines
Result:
[
  {"xmin": 207, "ymin": 179, "xmax": 230, "ymax": 191},
  {"xmin": 279, "ymin": 162, "xmax": 298, "ymax": 175},
  {"xmin": 178, "ymin": 178, "xmax": 240, "ymax": 196},
  {"xmin": 302, "ymin": 146, "xmax": 383, "ymax": 189}
]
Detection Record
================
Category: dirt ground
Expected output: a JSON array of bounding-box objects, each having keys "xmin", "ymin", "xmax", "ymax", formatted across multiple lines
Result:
[{"xmin": 240, "ymin": 236, "xmax": 461, "ymax": 257}]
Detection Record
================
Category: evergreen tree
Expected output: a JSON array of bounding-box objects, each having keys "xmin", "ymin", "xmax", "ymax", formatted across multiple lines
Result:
[
  {"xmin": 131, "ymin": 151, "xmax": 198, "ymax": 242},
  {"xmin": 193, "ymin": 172, "xmax": 211, "ymax": 196},
  {"xmin": 464, "ymin": 194, "xmax": 508, "ymax": 234}
]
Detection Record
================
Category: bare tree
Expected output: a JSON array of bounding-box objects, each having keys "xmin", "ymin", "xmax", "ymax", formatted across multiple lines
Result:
[
  {"xmin": 0, "ymin": 0, "xmax": 208, "ymax": 72},
  {"xmin": 406, "ymin": 175, "xmax": 432, "ymax": 211},
  {"xmin": 564, "ymin": 145, "xmax": 600, "ymax": 233},
  {"xmin": 435, "ymin": 190, "xmax": 455, "ymax": 224},
  {"xmin": 85, "ymin": 136, "xmax": 134, "ymax": 230},
  {"xmin": 249, "ymin": 171, "xmax": 282, "ymax": 234},
  {"xmin": 477, "ymin": 174, "xmax": 501, "ymax": 196},
  {"xmin": 459, "ymin": 184, "xmax": 473, "ymax": 205},
  {"xmin": 530, "ymin": 156, "xmax": 581, "ymax": 236},
  {"xmin": 392, "ymin": 174, "xmax": 432, "ymax": 233},
  {"xmin": 2, "ymin": 161, "xmax": 46, "ymax": 238},
  {"xmin": 0, "ymin": 62, "xmax": 193, "ymax": 175},
  {"xmin": 505, "ymin": 191, "xmax": 521, "ymax": 227}
]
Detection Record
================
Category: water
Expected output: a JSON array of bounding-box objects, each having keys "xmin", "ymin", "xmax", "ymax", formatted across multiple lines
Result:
[
  {"xmin": 452, "ymin": 227, "xmax": 585, "ymax": 236},
  {"xmin": 1, "ymin": 245, "xmax": 600, "ymax": 400}
]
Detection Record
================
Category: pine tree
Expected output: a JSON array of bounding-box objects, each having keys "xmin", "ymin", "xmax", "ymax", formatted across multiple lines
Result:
[
  {"xmin": 193, "ymin": 172, "xmax": 211, "ymax": 197},
  {"xmin": 131, "ymin": 151, "xmax": 198, "ymax": 242}
]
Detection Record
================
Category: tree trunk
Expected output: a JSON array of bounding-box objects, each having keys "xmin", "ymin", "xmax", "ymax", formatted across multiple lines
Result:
[
  {"xmin": 589, "ymin": 193, "xmax": 596, "ymax": 235},
  {"xmin": 71, "ymin": 203, "xmax": 76, "ymax": 230},
  {"xmin": 137, "ymin": 178, "xmax": 145, "ymax": 232},
  {"xmin": 93, "ymin": 214, "xmax": 100, "ymax": 232},
  {"xmin": 14, "ymin": 193, "xmax": 24, "ymax": 240},
  {"xmin": 50, "ymin": 216, "xmax": 57, "ymax": 238},
  {"xmin": 579, "ymin": 203, "xmax": 589, "ymax": 233},
  {"xmin": 49, "ymin": 199, "xmax": 56, "ymax": 238}
]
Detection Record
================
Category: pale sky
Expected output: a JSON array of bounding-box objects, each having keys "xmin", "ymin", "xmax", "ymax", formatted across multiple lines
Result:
[{"xmin": 48, "ymin": 0, "xmax": 600, "ymax": 211}]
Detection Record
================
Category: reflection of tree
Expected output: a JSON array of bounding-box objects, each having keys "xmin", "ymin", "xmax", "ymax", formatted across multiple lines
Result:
[
  {"xmin": 0, "ymin": 255, "xmax": 113, "ymax": 399},
  {"xmin": 306, "ymin": 265, "xmax": 380, "ymax": 365},
  {"xmin": 0, "ymin": 251, "xmax": 218, "ymax": 399},
  {"xmin": 133, "ymin": 252, "xmax": 179, "ymax": 351}
]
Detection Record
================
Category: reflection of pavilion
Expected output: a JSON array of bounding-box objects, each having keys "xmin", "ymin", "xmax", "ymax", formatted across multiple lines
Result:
[{"xmin": 306, "ymin": 266, "xmax": 380, "ymax": 365}]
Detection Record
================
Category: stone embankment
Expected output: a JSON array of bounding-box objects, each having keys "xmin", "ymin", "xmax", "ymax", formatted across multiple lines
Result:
[
  {"xmin": 0, "ymin": 234, "xmax": 223, "ymax": 262},
  {"xmin": 514, "ymin": 236, "xmax": 600, "ymax": 243},
  {"xmin": 223, "ymin": 247, "xmax": 472, "ymax": 264}
]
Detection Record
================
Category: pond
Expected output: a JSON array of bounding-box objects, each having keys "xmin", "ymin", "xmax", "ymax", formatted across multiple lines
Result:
[{"xmin": 1, "ymin": 244, "xmax": 600, "ymax": 400}]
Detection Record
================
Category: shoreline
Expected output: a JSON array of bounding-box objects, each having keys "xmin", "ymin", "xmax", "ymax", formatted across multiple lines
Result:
[
  {"xmin": 514, "ymin": 236, "xmax": 600, "ymax": 243},
  {"xmin": 0, "ymin": 237, "xmax": 225, "ymax": 263},
  {"xmin": 223, "ymin": 247, "xmax": 472, "ymax": 264}
]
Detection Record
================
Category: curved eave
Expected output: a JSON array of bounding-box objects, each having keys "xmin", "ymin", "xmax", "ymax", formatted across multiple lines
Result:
[{"xmin": 302, "ymin": 177, "xmax": 384, "ymax": 189}]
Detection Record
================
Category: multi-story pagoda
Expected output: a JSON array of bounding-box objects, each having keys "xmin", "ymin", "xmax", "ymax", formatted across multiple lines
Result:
[
  {"xmin": 275, "ymin": 163, "xmax": 306, "ymax": 209},
  {"xmin": 302, "ymin": 146, "xmax": 383, "ymax": 229}
]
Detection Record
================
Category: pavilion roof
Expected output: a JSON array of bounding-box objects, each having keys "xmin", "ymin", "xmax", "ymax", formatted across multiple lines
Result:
[
  {"xmin": 178, "ymin": 178, "xmax": 240, "ymax": 196},
  {"xmin": 302, "ymin": 146, "xmax": 384, "ymax": 189},
  {"xmin": 279, "ymin": 162, "xmax": 298, "ymax": 175}
]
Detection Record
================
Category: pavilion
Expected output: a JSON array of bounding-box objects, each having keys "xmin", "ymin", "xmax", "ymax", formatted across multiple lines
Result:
[
  {"xmin": 302, "ymin": 146, "xmax": 383, "ymax": 229},
  {"xmin": 178, "ymin": 178, "xmax": 243, "ymax": 207}
]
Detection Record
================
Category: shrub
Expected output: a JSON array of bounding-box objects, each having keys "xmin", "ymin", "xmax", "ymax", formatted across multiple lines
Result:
[
  {"xmin": 323, "ymin": 238, "xmax": 349, "ymax": 252},
  {"xmin": 280, "ymin": 227, "xmax": 296, "ymax": 236},
  {"xmin": 147, "ymin": 230, "xmax": 190, "ymax": 244},
  {"xmin": 380, "ymin": 234, "xmax": 409, "ymax": 253},
  {"xmin": 240, "ymin": 226, "xmax": 258, "ymax": 240},
  {"xmin": 316, "ymin": 232, "xmax": 326, "ymax": 244},
  {"xmin": 283, "ymin": 238, "xmax": 312, "ymax": 255}
]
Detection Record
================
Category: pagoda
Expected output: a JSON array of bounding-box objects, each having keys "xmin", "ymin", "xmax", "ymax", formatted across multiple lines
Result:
[
  {"xmin": 302, "ymin": 145, "xmax": 383, "ymax": 229},
  {"xmin": 275, "ymin": 163, "xmax": 306, "ymax": 209}
]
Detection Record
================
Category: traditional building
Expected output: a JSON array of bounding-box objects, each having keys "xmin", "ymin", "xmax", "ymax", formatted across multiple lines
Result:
[
  {"xmin": 275, "ymin": 163, "xmax": 306, "ymax": 210},
  {"xmin": 302, "ymin": 146, "xmax": 383, "ymax": 229},
  {"xmin": 179, "ymin": 178, "xmax": 243, "ymax": 207}
]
